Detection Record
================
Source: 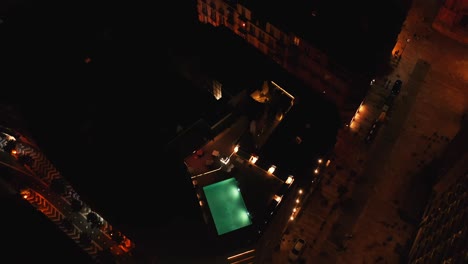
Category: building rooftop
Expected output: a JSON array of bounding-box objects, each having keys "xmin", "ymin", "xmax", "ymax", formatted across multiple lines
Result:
[
  {"xmin": 237, "ymin": 0, "xmax": 407, "ymax": 72},
  {"xmin": 183, "ymin": 115, "xmax": 287, "ymax": 256}
]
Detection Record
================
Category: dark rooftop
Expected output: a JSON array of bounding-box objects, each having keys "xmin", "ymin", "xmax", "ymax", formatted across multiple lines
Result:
[
  {"xmin": 258, "ymin": 100, "xmax": 340, "ymax": 173},
  {"xmin": 237, "ymin": 0, "xmax": 408, "ymax": 72}
]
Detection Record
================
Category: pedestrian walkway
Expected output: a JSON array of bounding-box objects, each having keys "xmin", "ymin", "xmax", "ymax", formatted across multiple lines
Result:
[
  {"xmin": 266, "ymin": 0, "xmax": 468, "ymax": 263},
  {"xmin": 333, "ymin": 0, "xmax": 468, "ymax": 262}
]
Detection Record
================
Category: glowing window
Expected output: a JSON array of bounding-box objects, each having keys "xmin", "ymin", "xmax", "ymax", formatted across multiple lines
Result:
[{"xmin": 293, "ymin": 36, "xmax": 300, "ymax": 46}]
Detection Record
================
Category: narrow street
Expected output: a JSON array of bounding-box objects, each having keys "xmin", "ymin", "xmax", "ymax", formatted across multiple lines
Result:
[{"xmin": 267, "ymin": 0, "xmax": 468, "ymax": 263}]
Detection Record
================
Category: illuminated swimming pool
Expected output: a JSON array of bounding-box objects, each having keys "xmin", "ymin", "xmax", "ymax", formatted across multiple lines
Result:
[{"xmin": 203, "ymin": 178, "xmax": 252, "ymax": 235}]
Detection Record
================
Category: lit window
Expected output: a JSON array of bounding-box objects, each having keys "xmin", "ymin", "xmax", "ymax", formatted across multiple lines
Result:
[{"xmin": 293, "ymin": 36, "xmax": 300, "ymax": 46}]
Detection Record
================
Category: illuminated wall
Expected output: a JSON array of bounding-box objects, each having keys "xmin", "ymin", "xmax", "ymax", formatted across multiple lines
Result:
[
  {"xmin": 196, "ymin": 0, "xmax": 351, "ymax": 110},
  {"xmin": 433, "ymin": 0, "xmax": 468, "ymax": 44}
]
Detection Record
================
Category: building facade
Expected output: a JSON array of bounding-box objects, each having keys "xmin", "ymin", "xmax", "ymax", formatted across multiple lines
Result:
[
  {"xmin": 408, "ymin": 156, "xmax": 468, "ymax": 263},
  {"xmin": 196, "ymin": 0, "xmax": 358, "ymax": 121},
  {"xmin": 433, "ymin": 0, "xmax": 468, "ymax": 44},
  {"xmin": 408, "ymin": 121, "xmax": 468, "ymax": 264}
]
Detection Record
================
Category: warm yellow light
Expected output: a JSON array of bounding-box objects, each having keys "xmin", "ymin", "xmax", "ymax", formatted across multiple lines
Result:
[
  {"xmin": 21, "ymin": 190, "xmax": 31, "ymax": 199},
  {"xmin": 285, "ymin": 175, "xmax": 294, "ymax": 185},
  {"xmin": 234, "ymin": 145, "xmax": 239, "ymax": 153},
  {"xmin": 293, "ymin": 208, "xmax": 297, "ymax": 212},
  {"xmin": 11, "ymin": 150, "xmax": 17, "ymax": 155},
  {"xmin": 314, "ymin": 169, "xmax": 319, "ymax": 174},
  {"xmin": 277, "ymin": 113, "xmax": 283, "ymax": 120},
  {"xmin": 227, "ymin": 250, "xmax": 256, "ymax": 260},
  {"xmin": 318, "ymin": 158, "xmax": 323, "ymax": 164},
  {"xmin": 298, "ymin": 189, "xmax": 303, "ymax": 194},
  {"xmin": 296, "ymin": 199, "xmax": 300, "ymax": 203},
  {"xmin": 274, "ymin": 195, "xmax": 282, "ymax": 203},
  {"xmin": 326, "ymin": 160, "xmax": 331, "ymax": 167},
  {"xmin": 271, "ymin": 81, "xmax": 295, "ymax": 100},
  {"xmin": 268, "ymin": 165, "xmax": 276, "ymax": 174},
  {"xmin": 290, "ymin": 216, "xmax": 294, "ymax": 220},
  {"xmin": 249, "ymin": 155, "xmax": 258, "ymax": 164}
]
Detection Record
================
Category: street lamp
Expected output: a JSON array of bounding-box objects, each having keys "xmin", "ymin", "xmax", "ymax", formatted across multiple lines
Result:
[
  {"xmin": 268, "ymin": 165, "xmax": 276, "ymax": 174},
  {"xmin": 249, "ymin": 155, "xmax": 259, "ymax": 164}
]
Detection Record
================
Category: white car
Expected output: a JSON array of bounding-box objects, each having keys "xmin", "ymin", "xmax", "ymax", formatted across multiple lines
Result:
[{"xmin": 288, "ymin": 238, "xmax": 306, "ymax": 262}]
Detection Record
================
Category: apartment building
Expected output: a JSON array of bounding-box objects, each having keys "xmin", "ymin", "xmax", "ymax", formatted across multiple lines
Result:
[
  {"xmin": 408, "ymin": 121, "xmax": 468, "ymax": 263},
  {"xmin": 408, "ymin": 156, "xmax": 468, "ymax": 263},
  {"xmin": 196, "ymin": 0, "xmax": 362, "ymax": 121},
  {"xmin": 432, "ymin": 0, "xmax": 468, "ymax": 44}
]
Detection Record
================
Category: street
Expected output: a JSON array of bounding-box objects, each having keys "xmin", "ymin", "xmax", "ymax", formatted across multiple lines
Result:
[{"xmin": 266, "ymin": 0, "xmax": 468, "ymax": 263}]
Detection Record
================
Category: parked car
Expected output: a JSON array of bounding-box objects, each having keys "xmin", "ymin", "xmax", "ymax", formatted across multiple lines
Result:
[
  {"xmin": 365, "ymin": 120, "xmax": 383, "ymax": 143},
  {"xmin": 288, "ymin": 238, "xmax": 306, "ymax": 262},
  {"xmin": 391, "ymin": 80, "xmax": 402, "ymax": 95}
]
